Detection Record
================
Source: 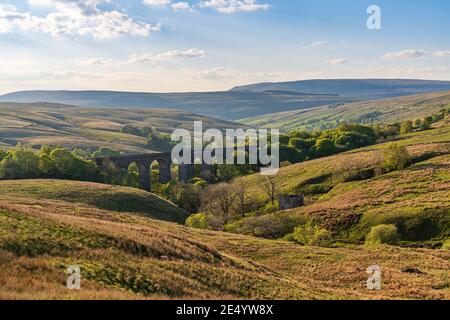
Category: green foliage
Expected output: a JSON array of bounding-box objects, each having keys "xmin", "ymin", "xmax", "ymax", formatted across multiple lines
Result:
[
  {"xmin": 290, "ymin": 221, "xmax": 331, "ymax": 247},
  {"xmin": 312, "ymin": 138, "xmax": 337, "ymax": 157},
  {"xmin": 0, "ymin": 145, "xmax": 102, "ymax": 182},
  {"xmin": 0, "ymin": 145, "xmax": 40, "ymax": 179},
  {"xmin": 382, "ymin": 144, "xmax": 409, "ymax": 172},
  {"xmin": 185, "ymin": 213, "xmax": 210, "ymax": 229},
  {"xmin": 400, "ymin": 120, "xmax": 414, "ymax": 134},
  {"xmin": 91, "ymin": 147, "xmax": 122, "ymax": 158},
  {"xmin": 365, "ymin": 224, "xmax": 400, "ymax": 246},
  {"xmin": 147, "ymin": 132, "xmax": 174, "ymax": 152},
  {"xmin": 443, "ymin": 239, "xmax": 450, "ymax": 250}
]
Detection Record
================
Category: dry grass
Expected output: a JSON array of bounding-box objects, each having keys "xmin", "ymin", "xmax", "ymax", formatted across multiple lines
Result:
[{"xmin": 0, "ymin": 188, "xmax": 448, "ymax": 300}]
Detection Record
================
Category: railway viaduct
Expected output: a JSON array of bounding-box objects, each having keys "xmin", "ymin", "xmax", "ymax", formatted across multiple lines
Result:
[{"xmin": 90, "ymin": 152, "xmax": 215, "ymax": 191}]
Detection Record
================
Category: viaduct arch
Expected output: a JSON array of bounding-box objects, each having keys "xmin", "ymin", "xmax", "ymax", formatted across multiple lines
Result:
[{"xmin": 90, "ymin": 153, "xmax": 215, "ymax": 191}]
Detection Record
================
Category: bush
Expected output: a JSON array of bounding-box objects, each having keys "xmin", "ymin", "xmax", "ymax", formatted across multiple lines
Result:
[
  {"xmin": 185, "ymin": 213, "xmax": 210, "ymax": 229},
  {"xmin": 443, "ymin": 239, "xmax": 450, "ymax": 250},
  {"xmin": 382, "ymin": 144, "xmax": 409, "ymax": 172},
  {"xmin": 291, "ymin": 221, "xmax": 331, "ymax": 247},
  {"xmin": 365, "ymin": 224, "xmax": 400, "ymax": 245}
]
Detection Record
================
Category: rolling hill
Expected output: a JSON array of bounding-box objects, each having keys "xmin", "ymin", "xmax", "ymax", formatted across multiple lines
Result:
[
  {"xmin": 231, "ymin": 79, "xmax": 450, "ymax": 99},
  {"xmin": 0, "ymin": 102, "xmax": 245, "ymax": 153},
  {"xmin": 2, "ymin": 80, "xmax": 450, "ymax": 120},
  {"xmin": 0, "ymin": 179, "xmax": 448, "ymax": 299},
  {"xmin": 241, "ymin": 90, "xmax": 450, "ymax": 131},
  {"xmin": 228, "ymin": 120, "xmax": 450, "ymax": 246}
]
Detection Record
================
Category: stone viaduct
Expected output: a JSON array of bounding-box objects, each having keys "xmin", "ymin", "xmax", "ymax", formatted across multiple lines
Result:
[{"xmin": 90, "ymin": 152, "xmax": 215, "ymax": 191}]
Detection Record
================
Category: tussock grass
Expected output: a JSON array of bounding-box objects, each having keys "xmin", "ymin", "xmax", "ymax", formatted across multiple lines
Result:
[{"xmin": 0, "ymin": 179, "xmax": 188, "ymax": 223}]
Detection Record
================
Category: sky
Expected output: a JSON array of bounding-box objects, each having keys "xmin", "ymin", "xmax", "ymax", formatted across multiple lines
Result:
[{"xmin": 0, "ymin": 0, "xmax": 449, "ymax": 94}]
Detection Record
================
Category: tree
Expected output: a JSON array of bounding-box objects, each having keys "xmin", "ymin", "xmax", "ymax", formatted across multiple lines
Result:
[
  {"xmin": 382, "ymin": 144, "xmax": 409, "ymax": 172},
  {"xmin": 92, "ymin": 147, "xmax": 122, "ymax": 158},
  {"xmin": 200, "ymin": 183, "xmax": 237, "ymax": 228},
  {"xmin": 400, "ymin": 120, "xmax": 414, "ymax": 135},
  {"xmin": 384, "ymin": 125, "xmax": 400, "ymax": 141},
  {"xmin": 235, "ymin": 181, "xmax": 249, "ymax": 218},
  {"xmin": 260, "ymin": 176, "xmax": 278, "ymax": 206},
  {"xmin": 413, "ymin": 118, "xmax": 422, "ymax": 129},
  {"xmin": 312, "ymin": 138, "xmax": 337, "ymax": 157}
]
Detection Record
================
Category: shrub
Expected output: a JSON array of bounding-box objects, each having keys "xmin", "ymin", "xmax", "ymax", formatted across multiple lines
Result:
[
  {"xmin": 291, "ymin": 221, "xmax": 331, "ymax": 247},
  {"xmin": 442, "ymin": 239, "xmax": 450, "ymax": 250},
  {"xmin": 365, "ymin": 224, "xmax": 400, "ymax": 245},
  {"xmin": 185, "ymin": 213, "xmax": 210, "ymax": 229},
  {"xmin": 382, "ymin": 144, "xmax": 409, "ymax": 172}
]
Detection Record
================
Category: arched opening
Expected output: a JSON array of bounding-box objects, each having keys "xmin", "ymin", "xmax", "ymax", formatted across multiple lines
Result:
[{"xmin": 150, "ymin": 160, "xmax": 160, "ymax": 185}]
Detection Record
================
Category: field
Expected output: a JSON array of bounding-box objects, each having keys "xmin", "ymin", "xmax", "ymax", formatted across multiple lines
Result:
[
  {"xmin": 0, "ymin": 184, "xmax": 448, "ymax": 300},
  {"xmin": 0, "ymin": 120, "xmax": 448, "ymax": 299},
  {"xmin": 241, "ymin": 90, "xmax": 450, "ymax": 131},
  {"xmin": 0, "ymin": 102, "xmax": 244, "ymax": 153}
]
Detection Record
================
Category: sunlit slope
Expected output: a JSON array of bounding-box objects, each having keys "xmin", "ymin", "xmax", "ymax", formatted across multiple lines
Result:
[
  {"xmin": 0, "ymin": 102, "xmax": 244, "ymax": 153},
  {"xmin": 231, "ymin": 123, "xmax": 450, "ymax": 244},
  {"xmin": 0, "ymin": 194, "xmax": 448, "ymax": 300},
  {"xmin": 241, "ymin": 90, "xmax": 450, "ymax": 131},
  {"xmin": 234, "ymin": 122, "xmax": 450, "ymax": 203},
  {"xmin": 0, "ymin": 179, "xmax": 188, "ymax": 224}
]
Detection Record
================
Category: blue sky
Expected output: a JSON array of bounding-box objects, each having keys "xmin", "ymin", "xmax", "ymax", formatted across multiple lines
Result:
[{"xmin": 0, "ymin": 0, "xmax": 449, "ymax": 94}]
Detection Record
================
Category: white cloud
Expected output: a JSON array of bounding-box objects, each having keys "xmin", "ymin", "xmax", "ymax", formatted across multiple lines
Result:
[
  {"xmin": 199, "ymin": 0, "xmax": 269, "ymax": 14},
  {"xmin": 434, "ymin": 51, "xmax": 450, "ymax": 57},
  {"xmin": 326, "ymin": 58, "xmax": 348, "ymax": 65},
  {"xmin": 171, "ymin": 2, "xmax": 191, "ymax": 11},
  {"xmin": 79, "ymin": 48, "xmax": 206, "ymax": 66},
  {"xmin": 184, "ymin": 67, "xmax": 292, "ymax": 83},
  {"xmin": 382, "ymin": 49, "xmax": 427, "ymax": 60},
  {"xmin": 143, "ymin": 0, "xmax": 172, "ymax": 6},
  {"xmin": 311, "ymin": 40, "xmax": 329, "ymax": 47},
  {"xmin": 0, "ymin": 2, "xmax": 160, "ymax": 38},
  {"xmin": 128, "ymin": 48, "xmax": 206, "ymax": 63}
]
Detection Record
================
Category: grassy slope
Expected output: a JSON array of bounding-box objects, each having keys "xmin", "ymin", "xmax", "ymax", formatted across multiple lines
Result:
[
  {"xmin": 0, "ymin": 103, "xmax": 245, "ymax": 153},
  {"xmin": 0, "ymin": 180, "xmax": 188, "ymax": 224},
  {"xmin": 0, "ymin": 194, "xmax": 448, "ymax": 300},
  {"xmin": 241, "ymin": 90, "xmax": 450, "ymax": 131},
  {"xmin": 231, "ymin": 122, "xmax": 450, "ymax": 243}
]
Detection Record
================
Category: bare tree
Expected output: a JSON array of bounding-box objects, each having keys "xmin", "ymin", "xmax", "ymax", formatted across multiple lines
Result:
[
  {"xmin": 201, "ymin": 183, "xmax": 237, "ymax": 228},
  {"xmin": 235, "ymin": 180, "xmax": 248, "ymax": 218},
  {"xmin": 260, "ymin": 176, "xmax": 278, "ymax": 205}
]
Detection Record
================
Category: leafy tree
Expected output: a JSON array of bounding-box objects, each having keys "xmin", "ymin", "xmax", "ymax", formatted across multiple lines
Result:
[
  {"xmin": 92, "ymin": 147, "xmax": 122, "ymax": 158},
  {"xmin": 147, "ymin": 132, "xmax": 174, "ymax": 152},
  {"xmin": 400, "ymin": 120, "xmax": 414, "ymax": 135},
  {"xmin": 0, "ymin": 149, "xmax": 7, "ymax": 161},
  {"xmin": 312, "ymin": 138, "xmax": 337, "ymax": 157},
  {"xmin": 0, "ymin": 146, "xmax": 40, "ymax": 179},
  {"xmin": 382, "ymin": 144, "xmax": 409, "ymax": 172}
]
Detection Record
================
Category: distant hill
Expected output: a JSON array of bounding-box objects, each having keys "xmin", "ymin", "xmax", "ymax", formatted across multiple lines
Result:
[
  {"xmin": 0, "ymin": 102, "xmax": 244, "ymax": 153},
  {"xmin": 3, "ymin": 79, "xmax": 450, "ymax": 120},
  {"xmin": 231, "ymin": 79, "xmax": 450, "ymax": 99},
  {"xmin": 241, "ymin": 90, "xmax": 450, "ymax": 131}
]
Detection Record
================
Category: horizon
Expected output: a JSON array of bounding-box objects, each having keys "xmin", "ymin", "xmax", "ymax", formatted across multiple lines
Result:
[
  {"xmin": 3, "ymin": 77, "xmax": 450, "ymax": 96},
  {"xmin": 1, "ymin": 0, "xmax": 450, "ymax": 95}
]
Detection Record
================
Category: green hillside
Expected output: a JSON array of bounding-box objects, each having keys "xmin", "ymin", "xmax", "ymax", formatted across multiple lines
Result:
[
  {"xmin": 227, "ymin": 121, "xmax": 450, "ymax": 245},
  {"xmin": 0, "ymin": 102, "xmax": 244, "ymax": 153},
  {"xmin": 0, "ymin": 184, "xmax": 448, "ymax": 300},
  {"xmin": 241, "ymin": 90, "xmax": 450, "ymax": 131},
  {"xmin": 0, "ymin": 180, "xmax": 188, "ymax": 224}
]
